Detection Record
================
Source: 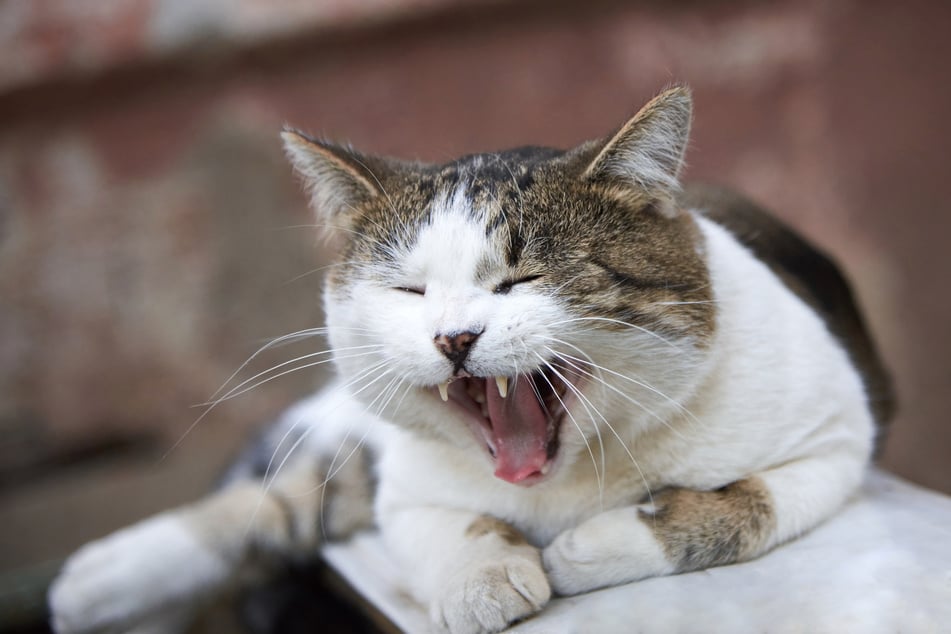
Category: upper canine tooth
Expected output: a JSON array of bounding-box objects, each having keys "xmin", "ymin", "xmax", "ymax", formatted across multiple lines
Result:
[
  {"xmin": 438, "ymin": 382, "xmax": 449, "ymax": 402},
  {"xmin": 495, "ymin": 376, "xmax": 509, "ymax": 398}
]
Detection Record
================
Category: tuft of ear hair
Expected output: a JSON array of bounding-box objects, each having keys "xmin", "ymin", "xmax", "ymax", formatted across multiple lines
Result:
[
  {"xmin": 281, "ymin": 129, "xmax": 382, "ymax": 231},
  {"xmin": 583, "ymin": 85, "xmax": 693, "ymax": 197}
]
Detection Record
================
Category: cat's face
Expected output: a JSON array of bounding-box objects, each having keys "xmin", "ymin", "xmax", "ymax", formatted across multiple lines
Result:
[{"xmin": 285, "ymin": 87, "xmax": 714, "ymax": 486}]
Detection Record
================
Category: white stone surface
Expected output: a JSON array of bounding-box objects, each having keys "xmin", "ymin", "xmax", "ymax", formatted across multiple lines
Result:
[{"xmin": 323, "ymin": 468, "xmax": 951, "ymax": 633}]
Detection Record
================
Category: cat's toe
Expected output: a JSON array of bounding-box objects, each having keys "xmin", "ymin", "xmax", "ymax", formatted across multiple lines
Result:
[
  {"xmin": 50, "ymin": 537, "xmax": 146, "ymax": 633},
  {"xmin": 542, "ymin": 526, "xmax": 596, "ymax": 596},
  {"xmin": 543, "ymin": 509, "xmax": 674, "ymax": 596},
  {"xmin": 49, "ymin": 515, "xmax": 228, "ymax": 634},
  {"xmin": 433, "ymin": 556, "xmax": 550, "ymax": 634}
]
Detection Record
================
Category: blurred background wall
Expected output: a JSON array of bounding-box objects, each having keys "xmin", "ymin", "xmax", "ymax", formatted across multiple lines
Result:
[{"xmin": 1, "ymin": 0, "xmax": 950, "ymax": 624}]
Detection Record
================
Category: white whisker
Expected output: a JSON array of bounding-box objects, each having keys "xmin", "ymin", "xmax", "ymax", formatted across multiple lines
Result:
[
  {"xmin": 205, "ymin": 348, "xmax": 385, "ymax": 407},
  {"xmin": 195, "ymin": 344, "xmax": 384, "ymax": 407},
  {"xmin": 551, "ymin": 346, "xmax": 700, "ymax": 433},
  {"xmin": 244, "ymin": 421, "xmax": 316, "ymax": 540},
  {"xmin": 532, "ymin": 355, "xmax": 604, "ymax": 508},
  {"xmin": 536, "ymin": 352, "xmax": 655, "ymax": 510},
  {"xmin": 550, "ymin": 316, "xmax": 682, "ymax": 350}
]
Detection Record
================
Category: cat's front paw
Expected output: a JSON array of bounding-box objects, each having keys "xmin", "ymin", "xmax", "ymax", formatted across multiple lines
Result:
[
  {"xmin": 543, "ymin": 507, "xmax": 674, "ymax": 596},
  {"xmin": 432, "ymin": 554, "xmax": 551, "ymax": 634},
  {"xmin": 49, "ymin": 515, "xmax": 229, "ymax": 634}
]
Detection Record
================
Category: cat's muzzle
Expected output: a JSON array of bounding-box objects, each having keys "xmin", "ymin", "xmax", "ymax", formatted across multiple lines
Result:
[{"xmin": 433, "ymin": 366, "xmax": 579, "ymax": 486}]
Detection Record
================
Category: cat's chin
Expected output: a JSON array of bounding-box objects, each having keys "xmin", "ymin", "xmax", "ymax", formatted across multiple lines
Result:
[{"xmin": 430, "ymin": 368, "xmax": 580, "ymax": 487}]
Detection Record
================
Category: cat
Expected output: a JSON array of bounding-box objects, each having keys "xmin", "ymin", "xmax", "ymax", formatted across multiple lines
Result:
[{"xmin": 49, "ymin": 85, "xmax": 892, "ymax": 634}]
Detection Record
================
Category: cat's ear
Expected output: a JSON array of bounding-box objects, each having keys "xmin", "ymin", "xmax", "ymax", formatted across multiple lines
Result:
[
  {"xmin": 281, "ymin": 129, "xmax": 383, "ymax": 231},
  {"xmin": 583, "ymin": 85, "xmax": 692, "ymax": 197}
]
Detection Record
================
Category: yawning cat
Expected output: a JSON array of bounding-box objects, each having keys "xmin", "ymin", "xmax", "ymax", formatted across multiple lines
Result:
[{"xmin": 49, "ymin": 86, "xmax": 891, "ymax": 634}]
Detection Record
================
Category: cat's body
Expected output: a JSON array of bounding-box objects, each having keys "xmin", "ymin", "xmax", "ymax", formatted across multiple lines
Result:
[{"xmin": 49, "ymin": 87, "xmax": 891, "ymax": 634}]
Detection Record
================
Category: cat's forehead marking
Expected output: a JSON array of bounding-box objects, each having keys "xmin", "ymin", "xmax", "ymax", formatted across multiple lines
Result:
[
  {"xmin": 429, "ymin": 150, "xmax": 552, "ymax": 260},
  {"xmin": 406, "ymin": 184, "xmax": 503, "ymax": 287}
]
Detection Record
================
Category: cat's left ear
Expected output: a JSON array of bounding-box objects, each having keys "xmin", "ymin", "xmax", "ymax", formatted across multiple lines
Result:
[
  {"xmin": 583, "ymin": 85, "xmax": 692, "ymax": 201},
  {"xmin": 281, "ymin": 129, "xmax": 387, "ymax": 232}
]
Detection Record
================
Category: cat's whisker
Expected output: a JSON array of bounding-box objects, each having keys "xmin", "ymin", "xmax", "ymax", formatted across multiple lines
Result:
[
  {"xmin": 544, "ymin": 345, "xmax": 686, "ymax": 440},
  {"xmin": 315, "ymin": 376, "xmax": 398, "ymax": 539},
  {"xmin": 245, "ymin": 328, "xmax": 329, "ymax": 349},
  {"xmin": 244, "ymin": 420, "xmax": 317, "ymax": 540},
  {"xmin": 532, "ymin": 331, "xmax": 693, "ymax": 435},
  {"xmin": 165, "ymin": 351, "xmax": 387, "ymax": 462},
  {"xmin": 337, "ymin": 360, "xmax": 392, "ymax": 399},
  {"xmin": 550, "ymin": 357, "xmax": 609, "ymax": 470},
  {"xmin": 364, "ymin": 373, "xmax": 402, "ymax": 420},
  {"xmin": 533, "ymin": 350, "xmax": 608, "ymax": 498},
  {"xmin": 390, "ymin": 381, "xmax": 416, "ymax": 417},
  {"xmin": 195, "ymin": 344, "xmax": 384, "ymax": 407},
  {"xmin": 204, "ymin": 347, "xmax": 386, "ymax": 408},
  {"xmin": 308, "ymin": 366, "xmax": 405, "ymax": 538},
  {"xmin": 192, "ymin": 344, "xmax": 379, "ymax": 407},
  {"xmin": 281, "ymin": 260, "xmax": 380, "ymax": 286},
  {"xmin": 259, "ymin": 415, "xmax": 311, "ymax": 494},
  {"xmin": 242, "ymin": 358, "xmax": 393, "ymax": 536},
  {"xmin": 550, "ymin": 346, "xmax": 701, "ymax": 434},
  {"xmin": 531, "ymin": 353, "xmax": 605, "ymax": 508},
  {"xmin": 381, "ymin": 377, "xmax": 407, "ymax": 416},
  {"xmin": 541, "ymin": 353, "xmax": 655, "ymax": 511},
  {"xmin": 555, "ymin": 356, "xmax": 609, "ymax": 491},
  {"xmin": 162, "ymin": 327, "xmax": 355, "ymax": 460},
  {"xmin": 550, "ymin": 316, "xmax": 683, "ymax": 351},
  {"xmin": 206, "ymin": 327, "xmax": 340, "ymax": 403}
]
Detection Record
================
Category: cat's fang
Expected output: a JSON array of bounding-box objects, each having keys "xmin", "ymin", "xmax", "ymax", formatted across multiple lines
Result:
[
  {"xmin": 438, "ymin": 382, "xmax": 449, "ymax": 402},
  {"xmin": 495, "ymin": 376, "xmax": 509, "ymax": 398}
]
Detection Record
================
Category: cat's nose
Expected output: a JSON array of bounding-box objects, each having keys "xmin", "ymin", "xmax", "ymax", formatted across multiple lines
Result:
[{"xmin": 434, "ymin": 329, "xmax": 483, "ymax": 369}]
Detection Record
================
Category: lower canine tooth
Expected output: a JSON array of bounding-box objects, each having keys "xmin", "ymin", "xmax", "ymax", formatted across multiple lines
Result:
[
  {"xmin": 438, "ymin": 382, "xmax": 449, "ymax": 402},
  {"xmin": 495, "ymin": 376, "xmax": 509, "ymax": 398}
]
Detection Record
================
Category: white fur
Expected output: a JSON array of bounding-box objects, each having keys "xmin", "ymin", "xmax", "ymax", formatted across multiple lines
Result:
[
  {"xmin": 49, "ymin": 515, "xmax": 229, "ymax": 634},
  {"xmin": 543, "ymin": 506, "xmax": 674, "ymax": 596},
  {"xmin": 302, "ymin": 176, "xmax": 874, "ymax": 629}
]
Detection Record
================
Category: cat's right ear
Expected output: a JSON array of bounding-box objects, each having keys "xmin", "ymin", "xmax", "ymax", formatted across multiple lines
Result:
[
  {"xmin": 582, "ymin": 85, "xmax": 692, "ymax": 200},
  {"xmin": 281, "ymin": 129, "xmax": 381, "ymax": 232}
]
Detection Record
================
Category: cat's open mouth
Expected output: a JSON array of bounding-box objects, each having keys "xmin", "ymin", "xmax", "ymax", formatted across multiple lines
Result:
[{"xmin": 435, "ymin": 367, "xmax": 578, "ymax": 486}]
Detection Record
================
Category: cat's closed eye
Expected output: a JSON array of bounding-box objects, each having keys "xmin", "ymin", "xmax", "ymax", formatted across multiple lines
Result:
[
  {"xmin": 394, "ymin": 286, "xmax": 426, "ymax": 295},
  {"xmin": 493, "ymin": 275, "xmax": 543, "ymax": 295}
]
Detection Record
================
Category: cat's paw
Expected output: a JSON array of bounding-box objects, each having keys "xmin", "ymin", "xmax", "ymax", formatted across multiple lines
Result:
[
  {"xmin": 49, "ymin": 515, "xmax": 229, "ymax": 634},
  {"xmin": 431, "ymin": 554, "xmax": 551, "ymax": 634},
  {"xmin": 542, "ymin": 507, "xmax": 673, "ymax": 596}
]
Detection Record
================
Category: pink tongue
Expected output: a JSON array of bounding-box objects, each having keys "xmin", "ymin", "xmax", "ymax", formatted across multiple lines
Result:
[{"xmin": 485, "ymin": 376, "xmax": 550, "ymax": 484}]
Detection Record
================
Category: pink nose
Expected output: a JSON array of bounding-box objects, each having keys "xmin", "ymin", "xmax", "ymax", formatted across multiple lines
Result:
[{"xmin": 434, "ymin": 330, "xmax": 481, "ymax": 367}]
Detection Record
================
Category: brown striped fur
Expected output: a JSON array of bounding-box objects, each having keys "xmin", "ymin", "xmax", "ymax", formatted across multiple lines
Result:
[{"xmin": 640, "ymin": 478, "xmax": 776, "ymax": 572}]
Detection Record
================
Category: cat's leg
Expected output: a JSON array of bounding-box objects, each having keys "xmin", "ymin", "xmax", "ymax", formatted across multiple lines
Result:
[
  {"xmin": 382, "ymin": 507, "xmax": 550, "ymax": 634},
  {"xmin": 49, "ymin": 440, "xmax": 374, "ymax": 634},
  {"xmin": 543, "ymin": 453, "xmax": 865, "ymax": 595}
]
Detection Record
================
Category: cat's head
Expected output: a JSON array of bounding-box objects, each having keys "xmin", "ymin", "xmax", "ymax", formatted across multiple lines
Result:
[{"xmin": 283, "ymin": 86, "xmax": 714, "ymax": 487}]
